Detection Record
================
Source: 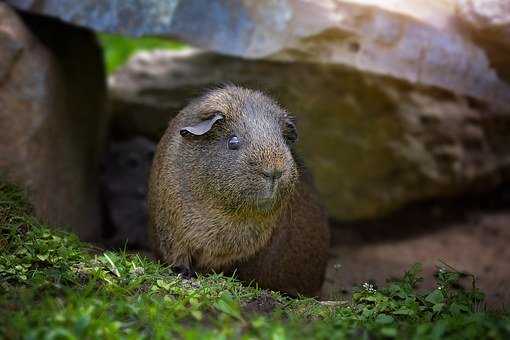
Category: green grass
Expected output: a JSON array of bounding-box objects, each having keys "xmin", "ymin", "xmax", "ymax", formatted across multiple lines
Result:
[
  {"xmin": 98, "ymin": 34, "xmax": 187, "ymax": 74},
  {"xmin": 1, "ymin": 181, "xmax": 510, "ymax": 339}
]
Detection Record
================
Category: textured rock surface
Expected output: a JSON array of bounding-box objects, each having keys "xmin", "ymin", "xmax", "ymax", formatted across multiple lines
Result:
[
  {"xmin": 109, "ymin": 50, "xmax": 510, "ymax": 220},
  {"xmin": 0, "ymin": 4, "xmax": 107, "ymax": 241},
  {"xmin": 7, "ymin": 0, "xmax": 510, "ymax": 105}
]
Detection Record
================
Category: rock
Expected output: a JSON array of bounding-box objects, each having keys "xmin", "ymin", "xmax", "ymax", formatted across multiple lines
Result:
[
  {"xmin": 109, "ymin": 49, "xmax": 510, "ymax": 220},
  {"xmin": 6, "ymin": 0, "xmax": 510, "ymax": 105},
  {"xmin": 101, "ymin": 137, "xmax": 155, "ymax": 250},
  {"xmin": 456, "ymin": 0, "xmax": 510, "ymax": 83},
  {"xmin": 0, "ymin": 4, "xmax": 108, "ymax": 241}
]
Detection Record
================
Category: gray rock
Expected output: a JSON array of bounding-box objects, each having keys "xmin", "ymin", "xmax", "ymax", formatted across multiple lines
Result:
[
  {"xmin": 6, "ymin": 0, "xmax": 510, "ymax": 105},
  {"xmin": 0, "ymin": 4, "xmax": 108, "ymax": 241},
  {"xmin": 109, "ymin": 49, "xmax": 510, "ymax": 220}
]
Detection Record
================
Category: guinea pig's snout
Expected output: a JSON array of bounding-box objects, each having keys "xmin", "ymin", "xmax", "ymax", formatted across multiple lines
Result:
[
  {"xmin": 247, "ymin": 146, "xmax": 292, "ymax": 190},
  {"xmin": 262, "ymin": 169, "xmax": 283, "ymax": 182},
  {"xmin": 260, "ymin": 167, "xmax": 285, "ymax": 197},
  {"xmin": 258, "ymin": 167, "xmax": 284, "ymax": 201}
]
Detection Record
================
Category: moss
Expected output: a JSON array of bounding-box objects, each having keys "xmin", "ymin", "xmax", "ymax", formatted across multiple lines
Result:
[
  {"xmin": 98, "ymin": 34, "xmax": 187, "ymax": 74},
  {"xmin": 0, "ymin": 181, "xmax": 509, "ymax": 339}
]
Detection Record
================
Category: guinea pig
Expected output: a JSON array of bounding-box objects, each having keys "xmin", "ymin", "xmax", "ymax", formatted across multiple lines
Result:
[{"xmin": 148, "ymin": 85, "xmax": 330, "ymax": 296}]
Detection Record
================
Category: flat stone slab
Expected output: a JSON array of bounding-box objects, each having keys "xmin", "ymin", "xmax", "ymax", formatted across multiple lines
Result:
[{"xmin": 6, "ymin": 0, "xmax": 510, "ymax": 105}]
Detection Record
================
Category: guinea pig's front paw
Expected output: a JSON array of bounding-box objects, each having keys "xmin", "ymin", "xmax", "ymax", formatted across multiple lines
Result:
[{"xmin": 173, "ymin": 265, "xmax": 197, "ymax": 279}]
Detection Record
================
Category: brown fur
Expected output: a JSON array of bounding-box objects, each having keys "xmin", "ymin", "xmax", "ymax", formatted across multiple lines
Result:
[{"xmin": 148, "ymin": 85, "xmax": 330, "ymax": 296}]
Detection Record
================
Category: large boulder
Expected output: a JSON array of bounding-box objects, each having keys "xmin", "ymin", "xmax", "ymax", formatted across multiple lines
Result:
[
  {"xmin": 109, "ymin": 50, "xmax": 510, "ymax": 220},
  {"xmin": 6, "ymin": 0, "xmax": 510, "ymax": 105},
  {"xmin": 0, "ymin": 4, "xmax": 108, "ymax": 241}
]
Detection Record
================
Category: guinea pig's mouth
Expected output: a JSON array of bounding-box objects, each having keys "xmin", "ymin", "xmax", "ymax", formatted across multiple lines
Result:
[
  {"xmin": 224, "ymin": 177, "xmax": 293, "ymax": 214},
  {"xmin": 250, "ymin": 185, "xmax": 286, "ymax": 212},
  {"xmin": 254, "ymin": 197, "xmax": 277, "ymax": 211}
]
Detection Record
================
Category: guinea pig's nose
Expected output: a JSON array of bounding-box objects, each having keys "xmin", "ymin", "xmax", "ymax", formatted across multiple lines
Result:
[{"xmin": 262, "ymin": 169, "xmax": 283, "ymax": 181}]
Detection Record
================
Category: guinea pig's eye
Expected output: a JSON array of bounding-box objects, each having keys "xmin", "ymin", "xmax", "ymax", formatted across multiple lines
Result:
[
  {"xmin": 227, "ymin": 135, "xmax": 240, "ymax": 150},
  {"xmin": 284, "ymin": 121, "xmax": 298, "ymax": 144}
]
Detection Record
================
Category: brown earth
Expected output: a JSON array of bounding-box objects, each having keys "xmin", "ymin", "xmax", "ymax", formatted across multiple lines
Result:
[{"xmin": 323, "ymin": 184, "xmax": 510, "ymax": 309}]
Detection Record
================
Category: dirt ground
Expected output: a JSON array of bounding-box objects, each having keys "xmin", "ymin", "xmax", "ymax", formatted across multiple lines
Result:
[{"xmin": 323, "ymin": 185, "xmax": 510, "ymax": 309}]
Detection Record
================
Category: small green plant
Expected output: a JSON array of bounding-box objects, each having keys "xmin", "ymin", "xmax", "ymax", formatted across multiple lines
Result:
[
  {"xmin": 1, "ymin": 180, "xmax": 509, "ymax": 339},
  {"xmin": 350, "ymin": 263, "xmax": 494, "ymax": 338},
  {"xmin": 98, "ymin": 33, "xmax": 187, "ymax": 74}
]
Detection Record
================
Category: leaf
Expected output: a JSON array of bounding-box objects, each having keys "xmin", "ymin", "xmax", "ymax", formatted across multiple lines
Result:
[
  {"xmin": 393, "ymin": 307, "xmax": 414, "ymax": 316},
  {"xmin": 425, "ymin": 290, "xmax": 444, "ymax": 305},
  {"xmin": 103, "ymin": 253, "xmax": 120, "ymax": 277},
  {"xmin": 449, "ymin": 302, "xmax": 468, "ymax": 315},
  {"xmin": 375, "ymin": 314, "xmax": 395, "ymax": 324},
  {"xmin": 432, "ymin": 303, "xmax": 445, "ymax": 312},
  {"xmin": 156, "ymin": 279, "xmax": 171, "ymax": 291},
  {"xmin": 380, "ymin": 327, "xmax": 398, "ymax": 337},
  {"xmin": 251, "ymin": 317, "xmax": 267, "ymax": 329},
  {"xmin": 214, "ymin": 292, "xmax": 242, "ymax": 320},
  {"xmin": 36, "ymin": 254, "xmax": 49, "ymax": 261},
  {"xmin": 74, "ymin": 314, "xmax": 91, "ymax": 334},
  {"xmin": 190, "ymin": 310, "xmax": 203, "ymax": 321},
  {"xmin": 360, "ymin": 295, "xmax": 379, "ymax": 302}
]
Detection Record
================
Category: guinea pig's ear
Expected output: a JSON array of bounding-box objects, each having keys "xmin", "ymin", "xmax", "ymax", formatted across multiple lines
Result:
[{"xmin": 179, "ymin": 113, "xmax": 223, "ymax": 137}]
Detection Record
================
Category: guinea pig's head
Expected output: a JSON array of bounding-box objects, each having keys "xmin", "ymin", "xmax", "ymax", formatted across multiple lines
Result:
[{"xmin": 175, "ymin": 85, "xmax": 299, "ymax": 216}]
